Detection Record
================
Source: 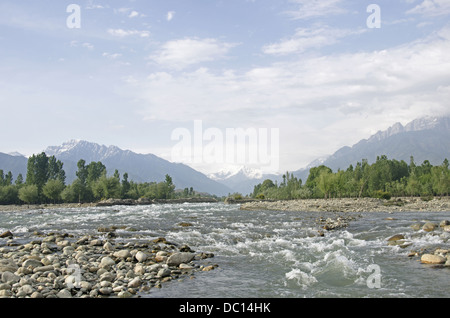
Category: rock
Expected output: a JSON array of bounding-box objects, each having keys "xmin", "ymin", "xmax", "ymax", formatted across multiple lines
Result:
[
  {"xmin": 443, "ymin": 225, "xmax": 450, "ymax": 233},
  {"xmin": 0, "ymin": 290, "xmax": 12, "ymax": 297},
  {"xmin": 18, "ymin": 284, "xmax": 34, "ymax": 296},
  {"xmin": 99, "ymin": 287, "xmax": 113, "ymax": 295},
  {"xmin": 90, "ymin": 239, "xmax": 103, "ymax": 246},
  {"xmin": 157, "ymin": 268, "xmax": 171, "ymax": 278},
  {"xmin": 180, "ymin": 245, "xmax": 194, "ymax": 253},
  {"xmin": 103, "ymin": 242, "xmax": 114, "ymax": 252},
  {"xmin": 387, "ymin": 234, "xmax": 405, "ymax": 242},
  {"xmin": 33, "ymin": 265, "xmax": 54, "ymax": 273},
  {"xmin": 57, "ymin": 289, "xmax": 72, "ymax": 298},
  {"xmin": 100, "ymin": 257, "xmax": 115, "ymax": 269},
  {"xmin": 410, "ymin": 223, "xmax": 422, "ymax": 231},
  {"xmin": 31, "ymin": 291, "xmax": 44, "ymax": 298},
  {"xmin": 118, "ymin": 290, "xmax": 133, "ymax": 298},
  {"xmin": 100, "ymin": 272, "xmax": 115, "ymax": 282},
  {"xmin": 166, "ymin": 253, "xmax": 195, "ymax": 267},
  {"xmin": 1, "ymin": 271, "xmax": 20, "ymax": 284},
  {"xmin": 421, "ymin": 254, "xmax": 446, "ymax": 264},
  {"xmin": 63, "ymin": 246, "xmax": 75, "ymax": 256},
  {"xmin": 422, "ymin": 222, "xmax": 437, "ymax": 232},
  {"xmin": 148, "ymin": 264, "xmax": 161, "ymax": 272},
  {"xmin": 0, "ymin": 231, "xmax": 13, "ymax": 238},
  {"xmin": 179, "ymin": 263, "xmax": 194, "ymax": 270},
  {"xmin": 134, "ymin": 264, "xmax": 146, "ymax": 275},
  {"xmin": 113, "ymin": 249, "xmax": 131, "ymax": 259},
  {"xmin": 440, "ymin": 220, "xmax": 450, "ymax": 227},
  {"xmin": 135, "ymin": 251, "xmax": 148, "ymax": 263},
  {"xmin": 127, "ymin": 277, "xmax": 142, "ymax": 288},
  {"xmin": 0, "ymin": 259, "xmax": 18, "ymax": 273},
  {"xmin": 202, "ymin": 265, "xmax": 217, "ymax": 272}
]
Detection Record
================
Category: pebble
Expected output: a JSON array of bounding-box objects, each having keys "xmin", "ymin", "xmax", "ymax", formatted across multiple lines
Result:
[{"xmin": 0, "ymin": 231, "xmax": 216, "ymax": 298}]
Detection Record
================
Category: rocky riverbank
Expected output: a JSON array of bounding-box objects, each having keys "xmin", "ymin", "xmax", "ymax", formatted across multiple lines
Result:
[
  {"xmin": 240, "ymin": 197, "xmax": 450, "ymax": 213},
  {"xmin": 387, "ymin": 219, "xmax": 450, "ymax": 267},
  {"xmin": 0, "ymin": 231, "xmax": 217, "ymax": 298}
]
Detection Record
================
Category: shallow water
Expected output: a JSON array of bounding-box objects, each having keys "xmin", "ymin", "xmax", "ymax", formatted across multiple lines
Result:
[{"xmin": 1, "ymin": 202, "xmax": 450, "ymax": 298}]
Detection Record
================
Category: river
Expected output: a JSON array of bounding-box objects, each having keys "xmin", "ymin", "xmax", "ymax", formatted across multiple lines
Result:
[{"xmin": 1, "ymin": 202, "xmax": 449, "ymax": 298}]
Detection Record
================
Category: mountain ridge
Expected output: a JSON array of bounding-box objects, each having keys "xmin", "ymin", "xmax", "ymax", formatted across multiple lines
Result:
[
  {"xmin": 0, "ymin": 140, "xmax": 233, "ymax": 196},
  {"xmin": 293, "ymin": 115, "xmax": 450, "ymax": 181}
]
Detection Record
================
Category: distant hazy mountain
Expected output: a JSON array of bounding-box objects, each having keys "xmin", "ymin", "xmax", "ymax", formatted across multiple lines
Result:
[
  {"xmin": 43, "ymin": 140, "xmax": 232, "ymax": 196},
  {"xmin": 0, "ymin": 152, "xmax": 27, "ymax": 180},
  {"xmin": 294, "ymin": 116, "xmax": 450, "ymax": 179},
  {"xmin": 209, "ymin": 166, "xmax": 282, "ymax": 195}
]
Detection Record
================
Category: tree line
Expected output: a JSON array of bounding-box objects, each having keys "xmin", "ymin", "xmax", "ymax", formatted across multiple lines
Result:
[
  {"xmin": 0, "ymin": 152, "xmax": 195, "ymax": 205},
  {"xmin": 252, "ymin": 155, "xmax": 450, "ymax": 200}
]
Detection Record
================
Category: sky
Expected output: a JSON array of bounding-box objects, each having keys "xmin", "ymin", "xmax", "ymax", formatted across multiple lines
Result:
[{"xmin": 1, "ymin": 0, "xmax": 450, "ymax": 175}]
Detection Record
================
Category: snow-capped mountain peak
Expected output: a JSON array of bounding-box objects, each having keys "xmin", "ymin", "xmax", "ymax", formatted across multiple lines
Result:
[
  {"xmin": 209, "ymin": 166, "xmax": 263, "ymax": 181},
  {"xmin": 44, "ymin": 140, "xmax": 123, "ymax": 163}
]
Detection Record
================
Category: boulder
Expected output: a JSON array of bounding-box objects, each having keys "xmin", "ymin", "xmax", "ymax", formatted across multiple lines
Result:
[
  {"xmin": 0, "ymin": 259, "xmax": 18, "ymax": 274},
  {"xmin": 421, "ymin": 254, "xmax": 446, "ymax": 264},
  {"xmin": 127, "ymin": 277, "xmax": 142, "ymax": 288},
  {"xmin": 22, "ymin": 259, "xmax": 43, "ymax": 269},
  {"xmin": 157, "ymin": 268, "xmax": 171, "ymax": 278},
  {"xmin": 1, "ymin": 272, "xmax": 20, "ymax": 284},
  {"xmin": 113, "ymin": 249, "xmax": 131, "ymax": 259},
  {"xmin": 135, "ymin": 251, "xmax": 148, "ymax": 263},
  {"xmin": 99, "ymin": 257, "xmax": 115, "ymax": 269},
  {"xmin": 422, "ymin": 222, "xmax": 437, "ymax": 232},
  {"xmin": 166, "ymin": 253, "xmax": 195, "ymax": 266},
  {"xmin": 387, "ymin": 234, "xmax": 405, "ymax": 241},
  {"xmin": 0, "ymin": 231, "xmax": 13, "ymax": 238}
]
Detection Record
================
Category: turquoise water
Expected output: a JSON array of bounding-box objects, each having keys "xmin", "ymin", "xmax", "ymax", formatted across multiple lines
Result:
[{"xmin": 1, "ymin": 203, "xmax": 450, "ymax": 298}]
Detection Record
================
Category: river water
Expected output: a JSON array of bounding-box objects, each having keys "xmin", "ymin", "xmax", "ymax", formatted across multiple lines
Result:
[{"xmin": 1, "ymin": 202, "xmax": 450, "ymax": 298}]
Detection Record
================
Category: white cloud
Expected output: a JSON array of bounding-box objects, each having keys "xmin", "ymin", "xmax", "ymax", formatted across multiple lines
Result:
[
  {"xmin": 407, "ymin": 0, "xmax": 450, "ymax": 16},
  {"xmin": 129, "ymin": 10, "xmax": 140, "ymax": 18},
  {"xmin": 102, "ymin": 52, "xmax": 122, "ymax": 59},
  {"xmin": 108, "ymin": 28, "xmax": 150, "ymax": 38},
  {"xmin": 263, "ymin": 25, "xmax": 365, "ymax": 55},
  {"xmin": 149, "ymin": 38, "xmax": 238, "ymax": 70},
  {"xmin": 286, "ymin": 0, "xmax": 346, "ymax": 20},
  {"xmin": 123, "ymin": 27, "xmax": 450, "ymax": 169}
]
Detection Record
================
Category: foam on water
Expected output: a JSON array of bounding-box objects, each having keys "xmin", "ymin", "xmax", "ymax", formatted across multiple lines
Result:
[{"xmin": 1, "ymin": 204, "xmax": 450, "ymax": 297}]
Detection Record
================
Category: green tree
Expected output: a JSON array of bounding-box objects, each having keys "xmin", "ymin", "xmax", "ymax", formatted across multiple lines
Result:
[
  {"xmin": 48, "ymin": 156, "xmax": 66, "ymax": 184},
  {"xmin": 317, "ymin": 170, "xmax": 335, "ymax": 199},
  {"xmin": 76, "ymin": 159, "xmax": 88, "ymax": 186},
  {"xmin": 0, "ymin": 185, "xmax": 19, "ymax": 205},
  {"xmin": 18, "ymin": 185, "xmax": 39, "ymax": 204},
  {"xmin": 43, "ymin": 179, "xmax": 65, "ymax": 203},
  {"xmin": 306, "ymin": 165, "xmax": 333, "ymax": 198},
  {"xmin": 26, "ymin": 152, "xmax": 50, "ymax": 195},
  {"xmin": 61, "ymin": 179, "xmax": 85, "ymax": 203},
  {"xmin": 121, "ymin": 172, "xmax": 131, "ymax": 198},
  {"xmin": 15, "ymin": 174, "xmax": 24, "ymax": 187}
]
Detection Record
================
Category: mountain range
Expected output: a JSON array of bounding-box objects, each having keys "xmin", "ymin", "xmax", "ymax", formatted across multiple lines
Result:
[
  {"xmin": 0, "ymin": 115, "xmax": 449, "ymax": 196},
  {"xmin": 292, "ymin": 115, "xmax": 450, "ymax": 183},
  {"xmin": 0, "ymin": 140, "xmax": 233, "ymax": 196}
]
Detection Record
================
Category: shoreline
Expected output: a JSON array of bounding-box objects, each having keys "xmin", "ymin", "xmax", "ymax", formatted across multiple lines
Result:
[
  {"xmin": 240, "ymin": 197, "xmax": 450, "ymax": 213},
  {"xmin": 1, "ymin": 197, "xmax": 450, "ymax": 214},
  {"xmin": 0, "ymin": 197, "xmax": 220, "ymax": 213}
]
